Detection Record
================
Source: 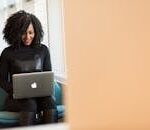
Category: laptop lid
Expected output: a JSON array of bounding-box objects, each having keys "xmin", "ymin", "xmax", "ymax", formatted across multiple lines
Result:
[{"xmin": 12, "ymin": 71, "xmax": 54, "ymax": 99}]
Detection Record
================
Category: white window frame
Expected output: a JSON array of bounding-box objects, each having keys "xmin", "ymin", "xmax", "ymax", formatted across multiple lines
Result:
[
  {"xmin": 0, "ymin": 0, "xmax": 67, "ymax": 82},
  {"xmin": 46, "ymin": 0, "xmax": 67, "ymax": 82}
]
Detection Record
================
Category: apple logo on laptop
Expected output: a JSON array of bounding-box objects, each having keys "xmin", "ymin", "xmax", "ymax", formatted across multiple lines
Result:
[{"xmin": 31, "ymin": 82, "xmax": 37, "ymax": 88}]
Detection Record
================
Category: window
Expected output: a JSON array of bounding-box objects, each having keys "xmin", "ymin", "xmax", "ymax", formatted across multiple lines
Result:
[
  {"xmin": 0, "ymin": 0, "xmax": 66, "ymax": 82},
  {"xmin": 33, "ymin": 0, "xmax": 67, "ymax": 81},
  {"xmin": 47, "ymin": 0, "xmax": 67, "ymax": 82}
]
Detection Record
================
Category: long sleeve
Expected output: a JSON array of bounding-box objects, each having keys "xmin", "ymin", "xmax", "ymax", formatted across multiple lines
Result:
[
  {"xmin": 0, "ymin": 44, "xmax": 51, "ymax": 97},
  {"xmin": 0, "ymin": 49, "xmax": 13, "ymax": 96},
  {"xmin": 43, "ymin": 46, "xmax": 52, "ymax": 71}
]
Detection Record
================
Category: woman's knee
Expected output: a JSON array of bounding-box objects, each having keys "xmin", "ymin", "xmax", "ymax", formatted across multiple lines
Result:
[
  {"xmin": 20, "ymin": 99, "xmax": 37, "ymax": 112},
  {"xmin": 37, "ymin": 96, "xmax": 56, "ymax": 110}
]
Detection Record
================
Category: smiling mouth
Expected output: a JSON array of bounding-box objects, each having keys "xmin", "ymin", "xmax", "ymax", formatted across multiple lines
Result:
[{"xmin": 24, "ymin": 42, "xmax": 31, "ymax": 45}]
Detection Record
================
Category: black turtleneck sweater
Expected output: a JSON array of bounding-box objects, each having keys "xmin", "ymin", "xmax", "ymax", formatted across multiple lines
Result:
[{"xmin": 0, "ymin": 44, "xmax": 52, "ymax": 97}]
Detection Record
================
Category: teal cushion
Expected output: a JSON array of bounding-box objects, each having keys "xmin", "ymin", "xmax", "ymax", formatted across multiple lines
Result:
[
  {"xmin": 54, "ymin": 81, "xmax": 65, "ymax": 119},
  {"xmin": 57, "ymin": 105, "xmax": 64, "ymax": 114},
  {"xmin": 53, "ymin": 81, "xmax": 62, "ymax": 105},
  {"xmin": 57, "ymin": 105, "xmax": 64, "ymax": 119},
  {"xmin": 0, "ymin": 88, "xmax": 8, "ymax": 111},
  {"xmin": 0, "ymin": 112, "xmax": 20, "ymax": 120},
  {"xmin": 0, "ymin": 112, "xmax": 20, "ymax": 124},
  {"xmin": 0, "ymin": 119, "xmax": 19, "ymax": 124}
]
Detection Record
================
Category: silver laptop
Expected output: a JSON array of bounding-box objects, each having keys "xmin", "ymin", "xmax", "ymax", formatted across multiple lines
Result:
[{"xmin": 12, "ymin": 71, "xmax": 54, "ymax": 99}]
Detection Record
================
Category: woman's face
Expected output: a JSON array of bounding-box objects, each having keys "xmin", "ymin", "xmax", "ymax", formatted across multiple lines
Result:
[{"xmin": 22, "ymin": 23, "xmax": 35, "ymax": 46}]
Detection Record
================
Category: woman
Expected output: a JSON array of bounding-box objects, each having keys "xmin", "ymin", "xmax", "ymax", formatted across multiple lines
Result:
[{"xmin": 0, "ymin": 10, "xmax": 57, "ymax": 126}]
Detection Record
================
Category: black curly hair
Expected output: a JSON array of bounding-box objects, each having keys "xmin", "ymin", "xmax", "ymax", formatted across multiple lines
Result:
[{"xmin": 3, "ymin": 10, "xmax": 44, "ymax": 47}]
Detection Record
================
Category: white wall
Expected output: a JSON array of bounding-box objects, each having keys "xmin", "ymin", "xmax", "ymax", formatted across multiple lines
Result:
[{"xmin": 0, "ymin": 11, "xmax": 8, "ymax": 54}]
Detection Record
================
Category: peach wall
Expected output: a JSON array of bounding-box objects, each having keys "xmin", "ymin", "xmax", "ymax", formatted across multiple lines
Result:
[{"xmin": 64, "ymin": 0, "xmax": 150, "ymax": 129}]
